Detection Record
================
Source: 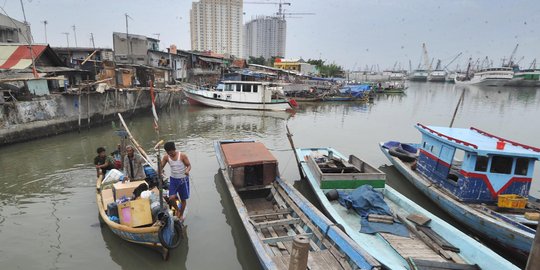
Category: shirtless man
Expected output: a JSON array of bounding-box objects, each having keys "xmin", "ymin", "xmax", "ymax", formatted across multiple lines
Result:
[{"xmin": 161, "ymin": 142, "xmax": 191, "ymax": 220}]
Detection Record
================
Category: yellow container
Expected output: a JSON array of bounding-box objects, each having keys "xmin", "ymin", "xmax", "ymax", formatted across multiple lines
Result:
[
  {"xmin": 497, "ymin": 194, "xmax": 527, "ymax": 209},
  {"xmin": 118, "ymin": 198, "xmax": 153, "ymax": 227}
]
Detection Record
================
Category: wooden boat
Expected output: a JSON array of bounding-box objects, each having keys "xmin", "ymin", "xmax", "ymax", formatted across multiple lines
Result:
[
  {"xmin": 380, "ymin": 123, "xmax": 540, "ymax": 262},
  {"xmin": 95, "ymin": 114, "xmax": 183, "ymax": 260},
  {"xmin": 96, "ymin": 176, "xmax": 172, "ymax": 259},
  {"xmin": 214, "ymin": 140, "xmax": 381, "ymax": 270},
  {"xmin": 184, "ymin": 81, "xmax": 296, "ymax": 111},
  {"xmin": 295, "ymin": 147, "xmax": 517, "ymax": 270}
]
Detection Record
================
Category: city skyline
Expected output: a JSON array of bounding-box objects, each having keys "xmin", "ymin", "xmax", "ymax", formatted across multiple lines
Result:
[{"xmin": 1, "ymin": 0, "xmax": 539, "ymax": 70}]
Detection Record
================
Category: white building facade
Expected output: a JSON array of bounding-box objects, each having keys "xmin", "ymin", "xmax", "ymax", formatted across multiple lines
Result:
[
  {"xmin": 244, "ymin": 16, "xmax": 286, "ymax": 59},
  {"xmin": 190, "ymin": 0, "xmax": 243, "ymax": 58}
]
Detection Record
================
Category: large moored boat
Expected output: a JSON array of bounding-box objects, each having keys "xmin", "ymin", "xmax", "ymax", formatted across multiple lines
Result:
[
  {"xmin": 454, "ymin": 67, "xmax": 514, "ymax": 86},
  {"xmin": 184, "ymin": 81, "xmax": 296, "ymax": 111}
]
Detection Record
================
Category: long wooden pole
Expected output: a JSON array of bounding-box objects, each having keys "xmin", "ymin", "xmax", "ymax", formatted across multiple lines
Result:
[
  {"xmin": 526, "ymin": 226, "xmax": 540, "ymax": 269},
  {"xmin": 117, "ymin": 112, "xmax": 155, "ymax": 168},
  {"xmin": 286, "ymin": 124, "xmax": 305, "ymax": 179},
  {"xmin": 449, "ymin": 88, "xmax": 465, "ymax": 128}
]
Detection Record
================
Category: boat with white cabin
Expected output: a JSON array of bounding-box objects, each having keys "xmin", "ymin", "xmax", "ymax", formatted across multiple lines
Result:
[
  {"xmin": 184, "ymin": 81, "xmax": 296, "ymax": 111},
  {"xmin": 454, "ymin": 67, "xmax": 514, "ymax": 86}
]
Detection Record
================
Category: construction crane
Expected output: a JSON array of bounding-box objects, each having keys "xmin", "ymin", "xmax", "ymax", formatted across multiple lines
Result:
[
  {"xmin": 443, "ymin": 52, "xmax": 463, "ymax": 71},
  {"xmin": 244, "ymin": 1, "xmax": 291, "ymax": 17}
]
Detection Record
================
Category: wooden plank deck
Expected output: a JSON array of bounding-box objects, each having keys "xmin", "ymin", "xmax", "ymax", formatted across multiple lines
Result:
[{"xmin": 380, "ymin": 233, "xmax": 446, "ymax": 262}]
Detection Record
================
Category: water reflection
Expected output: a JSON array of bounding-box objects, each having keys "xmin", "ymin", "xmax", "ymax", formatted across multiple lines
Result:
[{"xmin": 214, "ymin": 172, "xmax": 262, "ymax": 270}]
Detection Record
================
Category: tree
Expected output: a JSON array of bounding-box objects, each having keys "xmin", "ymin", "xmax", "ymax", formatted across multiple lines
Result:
[{"xmin": 248, "ymin": 56, "xmax": 265, "ymax": 65}]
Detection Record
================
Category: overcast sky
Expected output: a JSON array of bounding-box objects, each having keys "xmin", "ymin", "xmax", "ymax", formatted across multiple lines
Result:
[{"xmin": 2, "ymin": 0, "xmax": 539, "ymax": 70}]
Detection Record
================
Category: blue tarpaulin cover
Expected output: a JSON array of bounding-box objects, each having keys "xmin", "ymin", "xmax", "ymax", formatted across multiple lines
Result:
[
  {"xmin": 339, "ymin": 185, "xmax": 409, "ymax": 237},
  {"xmin": 339, "ymin": 84, "xmax": 371, "ymax": 97}
]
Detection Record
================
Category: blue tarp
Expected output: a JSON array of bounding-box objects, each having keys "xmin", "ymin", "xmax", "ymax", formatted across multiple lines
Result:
[
  {"xmin": 339, "ymin": 84, "xmax": 371, "ymax": 97},
  {"xmin": 339, "ymin": 185, "xmax": 409, "ymax": 237},
  {"xmin": 382, "ymin": 141, "xmax": 418, "ymax": 154}
]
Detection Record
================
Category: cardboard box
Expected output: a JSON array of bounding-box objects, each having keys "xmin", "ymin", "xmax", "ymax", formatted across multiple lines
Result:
[
  {"xmin": 113, "ymin": 180, "xmax": 146, "ymax": 200},
  {"xmin": 118, "ymin": 198, "xmax": 153, "ymax": 227},
  {"xmin": 101, "ymin": 188, "xmax": 115, "ymax": 210},
  {"xmin": 524, "ymin": 212, "xmax": 540, "ymax": 221}
]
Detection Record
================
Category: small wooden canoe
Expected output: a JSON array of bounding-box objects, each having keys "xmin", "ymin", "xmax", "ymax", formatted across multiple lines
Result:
[
  {"xmin": 96, "ymin": 176, "xmax": 173, "ymax": 260},
  {"xmin": 295, "ymin": 147, "xmax": 518, "ymax": 270},
  {"xmin": 214, "ymin": 140, "xmax": 381, "ymax": 270}
]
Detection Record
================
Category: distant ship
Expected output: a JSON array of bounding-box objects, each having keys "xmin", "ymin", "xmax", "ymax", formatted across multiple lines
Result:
[
  {"xmin": 505, "ymin": 69, "xmax": 540, "ymax": 87},
  {"xmin": 408, "ymin": 69, "xmax": 428, "ymax": 81},
  {"xmin": 428, "ymin": 70, "xmax": 447, "ymax": 82},
  {"xmin": 454, "ymin": 67, "xmax": 514, "ymax": 86}
]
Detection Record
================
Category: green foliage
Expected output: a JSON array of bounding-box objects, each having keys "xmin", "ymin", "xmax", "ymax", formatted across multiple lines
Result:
[
  {"xmin": 248, "ymin": 56, "xmax": 266, "ymax": 65},
  {"xmin": 308, "ymin": 59, "xmax": 344, "ymax": 77}
]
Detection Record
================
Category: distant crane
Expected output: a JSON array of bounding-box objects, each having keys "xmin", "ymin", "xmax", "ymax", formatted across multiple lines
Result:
[
  {"xmin": 244, "ymin": 1, "xmax": 291, "ymax": 16},
  {"xmin": 504, "ymin": 44, "xmax": 519, "ymax": 67},
  {"xmin": 443, "ymin": 52, "xmax": 463, "ymax": 71},
  {"xmin": 422, "ymin": 43, "xmax": 431, "ymax": 71},
  {"xmin": 529, "ymin": 59, "xmax": 537, "ymax": 69}
]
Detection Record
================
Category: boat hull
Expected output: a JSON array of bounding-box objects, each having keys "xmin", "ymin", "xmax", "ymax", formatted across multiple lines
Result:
[
  {"xmin": 214, "ymin": 140, "xmax": 381, "ymax": 270},
  {"xmin": 96, "ymin": 183, "xmax": 168, "ymax": 258},
  {"xmin": 296, "ymin": 147, "xmax": 518, "ymax": 270},
  {"xmin": 379, "ymin": 143, "xmax": 533, "ymax": 261},
  {"xmin": 184, "ymin": 90, "xmax": 292, "ymax": 111}
]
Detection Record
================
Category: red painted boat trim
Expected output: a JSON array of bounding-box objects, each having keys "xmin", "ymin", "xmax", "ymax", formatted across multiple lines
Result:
[
  {"xmin": 420, "ymin": 149, "xmax": 532, "ymax": 198},
  {"xmin": 471, "ymin": 127, "xmax": 540, "ymax": 153},
  {"xmin": 417, "ymin": 123, "xmax": 478, "ymax": 149},
  {"xmin": 460, "ymin": 170, "xmax": 532, "ymax": 198},
  {"xmin": 419, "ymin": 149, "xmax": 451, "ymax": 168}
]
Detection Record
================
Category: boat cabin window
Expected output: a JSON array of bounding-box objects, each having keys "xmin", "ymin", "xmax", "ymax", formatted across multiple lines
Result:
[
  {"xmin": 490, "ymin": 155, "xmax": 513, "ymax": 174},
  {"xmin": 236, "ymin": 84, "xmax": 242, "ymax": 92},
  {"xmin": 474, "ymin": 156, "xmax": 489, "ymax": 172},
  {"xmin": 224, "ymin": 84, "xmax": 233, "ymax": 91},
  {"xmin": 242, "ymin": 84, "xmax": 252, "ymax": 92},
  {"xmin": 245, "ymin": 165, "xmax": 264, "ymax": 186},
  {"xmin": 515, "ymin": 158, "xmax": 529, "ymax": 176},
  {"xmin": 252, "ymin": 85, "xmax": 258, "ymax": 93}
]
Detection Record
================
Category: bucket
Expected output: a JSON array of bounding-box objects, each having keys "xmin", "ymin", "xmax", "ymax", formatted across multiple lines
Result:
[{"xmin": 496, "ymin": 140, "xmax": 505, "ymax": 150}]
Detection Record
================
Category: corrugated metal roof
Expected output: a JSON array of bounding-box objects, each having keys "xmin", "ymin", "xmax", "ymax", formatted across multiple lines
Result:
[
  {"xmin": 0, "ymin": 45, "xmax": 47, "ymax": 70},
  {"xmin": 221, "ymin": 142, "xmax": 277, "ymax": 167}
]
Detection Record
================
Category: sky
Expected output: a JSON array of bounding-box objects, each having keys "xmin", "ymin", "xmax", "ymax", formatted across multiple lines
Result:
[{"xmin": 2, "ymin": 0, "xmax": 539, "ymax": 70}]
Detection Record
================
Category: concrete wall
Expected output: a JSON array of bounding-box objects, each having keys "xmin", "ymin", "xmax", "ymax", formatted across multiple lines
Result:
[{"xmin": 0, "ymin": 90, "xmax": 172, "ymax": 146}]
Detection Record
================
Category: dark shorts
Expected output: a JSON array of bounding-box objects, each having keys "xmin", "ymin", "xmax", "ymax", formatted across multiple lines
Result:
[{"xmin": 169, "ymin": 176, "xmax": 190, "ymax": 200}]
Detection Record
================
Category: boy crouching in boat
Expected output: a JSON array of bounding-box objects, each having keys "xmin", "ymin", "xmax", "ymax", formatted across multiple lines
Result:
[{"xmin": 161, "ymin": 142, "xmax": 191, "ymax": 221}]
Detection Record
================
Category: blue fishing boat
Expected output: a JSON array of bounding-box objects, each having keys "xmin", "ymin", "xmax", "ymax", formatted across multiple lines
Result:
[
  {"xmin": 380, "ymin": 123, "xmax": 540, "ymax": 261},
  {"xmin": 295, "ymin": 147, "xmax": 517, "ymax": 270},
  {"xmin": 214, "ymin": 140, "xmax": 381, "ymax": 270}
]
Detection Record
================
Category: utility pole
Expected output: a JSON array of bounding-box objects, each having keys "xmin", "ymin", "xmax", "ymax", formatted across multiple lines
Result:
[
  {"xmin": 62, "ymin": 32, "xmax": 70, "ymax": 47},
  {"xmin": 72, "ymin": 25, "xmax": 78, "ymax": 47},
  {"xmin": 19, "ymin": 0, "xmax": 38, "ymax": 77},
  {"xmin": 90, "ymin": 33, "xmax": 96, "ymax": 48},
  {"xmin": 125, "ymin": 13, "xmax": 132, "ymax": 63},
  {"xmin": 41, "ymin": 20, "xmax": 48, "ymax": 43}
]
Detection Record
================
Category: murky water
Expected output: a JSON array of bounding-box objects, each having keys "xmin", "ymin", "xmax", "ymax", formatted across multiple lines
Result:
[{"xmin": 0, "ymin": 82, "xmax": 539, "ymax": 269}]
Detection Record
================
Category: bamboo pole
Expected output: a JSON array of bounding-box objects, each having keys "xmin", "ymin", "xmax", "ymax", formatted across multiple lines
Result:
[
  {"xmin": 286, "ymin": 124, "xmax": 305, "ymax": 179},
  {"xmin": 117, "ymin": 113, "xmax": 155, "ymax": 169},
  {"xmin": 526, "ymin": 225, "xmax": 540, "ymax": 269}
]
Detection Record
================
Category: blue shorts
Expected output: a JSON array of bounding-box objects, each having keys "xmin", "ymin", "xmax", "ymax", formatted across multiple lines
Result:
[{"xmin": 169, "ymin": 176, "xmax": 190, "ymax": 200}]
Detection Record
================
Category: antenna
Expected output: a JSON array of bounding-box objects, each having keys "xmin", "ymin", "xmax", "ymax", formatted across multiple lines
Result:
[
  {"xmin": 41, "ymin": 20, "xmax": 48, "ymax": 43},
  {"xmin": 125, "ymin": 13, "xmax": 133, "ymax": 63},
  {"xmin": 72, "ymin": 25, "xmax": 78, "ymax": 47},
  {"xmin": 62, "ymin": 32, "xmax": 70, "ymax": 47}
]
